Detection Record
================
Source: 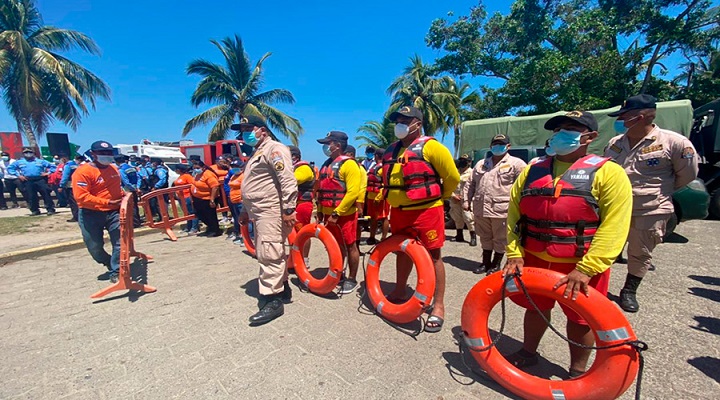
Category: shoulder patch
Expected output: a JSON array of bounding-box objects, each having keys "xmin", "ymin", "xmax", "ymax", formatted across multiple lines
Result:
[
  {"xmin": 682, "ymin": 147, "xmax": 695, "ymax": 159},
  {"xmin": 610, "ymin": 144, "xmax": 622, "ymax": 153},
  {"xmin": 584, "ymin": 156, "xmax": 606, "ymax": 166},
  {"xmin": 274, "ymin": 161, "xmax": 285, "ymax": 171}
]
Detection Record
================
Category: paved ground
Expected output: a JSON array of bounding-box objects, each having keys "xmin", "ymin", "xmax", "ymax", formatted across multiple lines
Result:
[{"xmin": 0, "ymin": 220, "xmax": 718, "ymax": 399}]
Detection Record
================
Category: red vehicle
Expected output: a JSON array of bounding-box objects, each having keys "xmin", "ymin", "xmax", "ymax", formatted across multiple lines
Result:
[{"xmin": 179, "ymin": 139, "xmax": 251, "ymax": 164}]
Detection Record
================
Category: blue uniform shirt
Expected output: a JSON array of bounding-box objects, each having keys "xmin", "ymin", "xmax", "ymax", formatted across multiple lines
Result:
[
  {"xmin": 119, "ymin": 163, "xmax": 139, "ymax": 191},
  {"xmin": 153, "ymin": 167, "xmax": 168, "ymax": 189},
  {"xmin": 7, "ymin": 158, "xmax": 56, "ymax": 177},
  {"xmin": 59, "ymin": 160, "xmax": 79, "ymax": 187}
]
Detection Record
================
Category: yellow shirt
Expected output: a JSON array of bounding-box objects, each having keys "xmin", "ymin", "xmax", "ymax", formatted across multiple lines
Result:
[
  {"xmin": 357, "ymin": 162, "xmax": 367, "ymax": 205},
  {"xmin": 385, "ymin": 138, "xmax": 460, "ymax": 210},
  {"xmin": 506, "ymin": 158, "xmax": 632, "ymax": 276},
  {"xmin": 318, "ymin": 158, "xmax": 362, "ymax": 216},
  {"xmin": 294, "ymin": 164, "xmax": 315, "ymax": 185}
]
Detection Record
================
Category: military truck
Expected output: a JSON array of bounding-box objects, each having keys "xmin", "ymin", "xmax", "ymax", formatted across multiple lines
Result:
[
  {"xmin": 690, "ymin": 98, "xmax": 720, "ymax": 218},
  {"xmin": 459, "ymin": 100, "xmax": 712, "ymax": 237}
]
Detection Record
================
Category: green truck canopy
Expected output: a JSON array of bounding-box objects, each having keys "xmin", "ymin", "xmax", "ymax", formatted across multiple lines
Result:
[{"xmin": 458, "ymin": 100, "xmax": 693, "ymax": 158}]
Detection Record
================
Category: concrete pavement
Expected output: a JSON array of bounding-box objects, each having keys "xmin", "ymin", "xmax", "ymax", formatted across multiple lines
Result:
[{"xmin": 0, "ymin": 220, "xmax": 718, "ymax": 399}]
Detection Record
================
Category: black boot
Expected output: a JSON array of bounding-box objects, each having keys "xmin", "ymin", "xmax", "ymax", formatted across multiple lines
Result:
[
  {"xmin": 474, "ymin": 250, "xmax": 492, "ymax": 274},
  {"xmin": 469, "ymin": 232, "xmax": 477, "ymax": 247},
  {"xmin": 486, "ymin": 252, "xmax": 504, "ymax": 275},
  {"xmin": 619, "ymin": 274, "xmax": 642, "ymax": 313},
  {"xmin": 281, "ymin": 280, "xmax": 292, "ymax": 303},
  {"xmin": 454, "ymin": 229, "xmax": 465, "ymax": 243},
  {"xmin": 249, "ymin": 295, "xmax": 284, "ymax": 325}
]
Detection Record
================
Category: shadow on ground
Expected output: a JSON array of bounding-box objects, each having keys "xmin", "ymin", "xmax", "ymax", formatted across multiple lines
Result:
[
  {"xmin": 688, "ymin": 275, "xmax": 720, "ymax": 286},
  {"xmin": 91, "ymin": 258, "xmax": 153, "ymax": 304},
  {"xmin": 443, "ymin": 255, "xmax": 477, "ymax": 272},
  {"xmin": 687, "ymin": 356, "xmax": 720, "ymax": 383},
  {"xmin": 690, "ymin": 316, "xmax": 720, "ymax": 335},
  {"xmin": 688, "ymin": 287, "xmax": 720, "ymax": 303},
  {"xmin": 663, "ymin": 232, "xmax": 689, "ymax": 243}
]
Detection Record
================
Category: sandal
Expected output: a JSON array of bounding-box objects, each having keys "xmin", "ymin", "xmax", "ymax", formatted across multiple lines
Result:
[
  {"xmin": 425, "ymin": 315, "xmax": 444, "ymax": 333},
  {"xmin": 505, "ymin": 349, "xmax": 539, "ymax": 368}
]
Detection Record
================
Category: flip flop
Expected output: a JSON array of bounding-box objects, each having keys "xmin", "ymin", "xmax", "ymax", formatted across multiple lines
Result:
[{"xmin": 425, "ymin": 315, "xmax": 444, "ymax": 333}]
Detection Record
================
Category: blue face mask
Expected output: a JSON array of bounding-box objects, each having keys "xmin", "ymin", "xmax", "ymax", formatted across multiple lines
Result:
[
  {"xmin": 614, "ymin": 120, "xmax": 628, "ymax": 134},
  {"xmin": 230, "ymin": 168, "xmax": 241, "ymax": 175},
  {"xmin": 549, "ymin": 129, "xmax": 584, "ymax": 156},
  {"xmin": 490, "ymin": 144, "xmax": 508, "ymax": 156},
  {"xmin": 1, "ymin": 156, "xmax": 8, "ymax": 162},
  {"xmin": 322, "ymin": 144, "xmax": 332, "ymax": 157},
  {"xmin": 242, "ymin": 130, "xmax": 259, "ymax": 147},
  {"xmin": 544, "ymin": 146, "xmax": 556, "ymax": 157},
  {"xmin": 193, "ymin": 168, "xmax": 203, "ymax": 175}
]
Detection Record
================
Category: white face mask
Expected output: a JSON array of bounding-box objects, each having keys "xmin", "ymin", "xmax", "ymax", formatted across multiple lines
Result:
[
  {"xmin": 95, "ymin": 155, "xmax": 115, "ymax": 165},
  {"xmin": 394, "ymin": 123, "xmax": 410, "ymax": 139}
]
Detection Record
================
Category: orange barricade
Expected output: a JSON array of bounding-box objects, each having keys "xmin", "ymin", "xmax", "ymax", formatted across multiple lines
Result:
[
  {"xmin": 91, "ymin": 193, "xmax": 156, "ymax": 299},
  {"xmin": 140, "ymin": 185, "xmax": 231, "ymax": 241}
]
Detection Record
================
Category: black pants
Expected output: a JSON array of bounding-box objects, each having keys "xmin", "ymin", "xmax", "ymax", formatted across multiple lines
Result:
[
  {"xmin": 4, "ymin": 178, "xmax": 22, "ymax": 205},
  {"xmin": 0, "ymin": 179, "xmax": 6, "ymax": 208},
  {"xmin": 25, "ymin": 178, "xmax": 54, "ymax": 213},
  {"xmin": 192, "ymin": 197, "xmax": 220, "ymax": 234},
  {"xmin": 66, "ymin": 187, "xmax": 78, "ymax": 220}
]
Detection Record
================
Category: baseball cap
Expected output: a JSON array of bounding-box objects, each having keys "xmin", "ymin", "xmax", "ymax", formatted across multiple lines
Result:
[
  {"xmin": 608, "ymin": 94, "xmax": 657, "ymax": 117},
  {"xmin": 288, "ymin": 145, "xmax": 301, "ymax": 158},
  {"xmin": 345, "ymin": 145, "xmax": 356, "ymax": 156},
  {"xmin": 389, "ymin": 105, "xmax": 424, "ymax": 122},
  {"xmin": 544, "ymin": 111, "xmax": 599, "ymax": 132},
  {"xmin": 231, "ymin": 115, "xmax": 269, "ymax": 131},
  {"xmin": 317, "ymin": 131, "xmax": 349, "ymax": 145},
  {"xmin": 491, "ymin": 134, "xmax": 510, "ymax": 145},
  {"xmin": 90, "ymin": 140, "xmax": 114, "ymax": 152},
  {"xmin": 22, "ymin": 146, "xmax": 34, "ymax": 153}
]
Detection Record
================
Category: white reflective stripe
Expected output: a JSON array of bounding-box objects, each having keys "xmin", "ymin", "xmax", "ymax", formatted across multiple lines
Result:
[
  {"xmin": 315, "ymin": 227, "xmax": 321, "ymax": 238},
  {"xmin": 413, "ymin": 291, "xmax": 427, "ymax": 303},
  {"xmin": 377, "ymin": 301, "xmax": 384, "ymax": 315},
  {"xmin": 597, "ymin": 327, "xmax": 630, "ymax": 342},
  {"xmin": 505, "ymin": 279, "xmax": 519, "ymax": 293},
  {"xmin": 551, "ymin": 389, "xmax": 566, "ymax": 400},
  {"xmin": 400, "ymin": 239, "xmax": 410, "ymax": 252},
  {"xmin": 303, "ymin": 279, "xmax": 310, "ymax": 287},
  {"xmin": 368, "ymin": 259, "xmax": 377, "ymax": 267},
  {"xmin": 328, "ymin": 270, "xmax": 337, "ymax": 278},
  {"xmin": 464, "ymin": 336, "xmax": 485, "ymax": 349},
  {"xmin": 292, "ymin": 245, "xmax": 299, "ymax": 251}
]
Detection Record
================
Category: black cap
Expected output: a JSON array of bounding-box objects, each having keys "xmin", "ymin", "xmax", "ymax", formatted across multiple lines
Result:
[
  {"xmin": 490, "ymin": 134, "xmax": 510, "ymax": 145},
  {"xmin": 175, "ymin": 164, "xmax": 190, "ymax": 172},
  {"xmin": 188, "ymin": 155, "xmax": 201, "ymax": 161},
  {"xmin": 544, "ymin": 111, "xmax": 599, "ymax": 132},
  {"xmin": 608, "ymin": 94, "xmax": 657, "ymax": 117},
  {"xmin": 389, "ymin": 105, "xmax": 423, "ymax": 122},
  {"xmin": 317, "ymin": 131, "xmax": 349, "ymax": 144},
  {"xmin": 22, "ymin": 146, "xmax": 34, "ymax": 153},
  {"xmin": 150, "ymin": 157, "xmax": 163, "ymax": 164},
  {"xmin": 90, "ymin": 140, "xmax": 114, "ymax": 152},
  {"xmin": 345, "ymin": 145, "xmax": 356, "ymax": 156},
  {"xmin": 114, "ymin": 154, "xmax": 128, "ymax": 163},
  {"xmin": 288, "ymin": 145, "xmax": 301, "ymax": 158},
  {"xmin": 365, "ymin": 146, "xmax": 376, "ymax": 154},
  {"xmin": 231, "ymin": 115, "xmax": 269, "ymax": 131}
]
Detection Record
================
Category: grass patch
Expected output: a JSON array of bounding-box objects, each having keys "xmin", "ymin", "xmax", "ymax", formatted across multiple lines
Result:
[{"xmin": 0, "ymin": 216, "xmax": 42, "ymax": 235}]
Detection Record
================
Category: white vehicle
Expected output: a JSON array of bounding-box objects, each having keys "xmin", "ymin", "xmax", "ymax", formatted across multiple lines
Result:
[{"xmin": 115, "ymin": 143, "xmax": 187, "ymax": 165}]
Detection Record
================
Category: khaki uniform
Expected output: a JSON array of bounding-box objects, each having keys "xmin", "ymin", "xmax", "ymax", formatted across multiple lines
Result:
[
  {"xmin": 449, "ymin": 167, "xmax": 474, "ymax": 232},
  {"xmin": 463, "ymin": 153, "xmax": 527, "ymax": 253},
  {"xmin": 605, "ymin": 125, "xmax": 699, "ymax": 277},
  {"xmin": 241, "ymin": 139, "xmax": 298, "ymax": 295}
]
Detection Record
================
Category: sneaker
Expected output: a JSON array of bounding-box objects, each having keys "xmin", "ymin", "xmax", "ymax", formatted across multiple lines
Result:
[
  {"xmin": 187, "ymin": 230, "xmax": 199, "ymax": 236},
  {"xmin": 208, "ymin": 231, "xmax": 223, "ymax": 238},
  {"xmin": 11, "ymin": 203, "xmax": 19, "ymax": 208},
  {"xmin": 338, "ymin": 279, "xmax": 359, "ymax": 295},
  {"xmin": 47, "ymin": 210, "xmax": 56, "ymax": 216},
  {"xmin": 0, "ymin": 206, "xmax": 7, "ymax": 210},
  {"xmin": 30, "ymin": 211, "xmax": 41, "ymax": 216},
  {"xmin": 66, "ymin": 218, "xmax": 77, "ymax": 223},
  {"xmin": 97, "ymin": 271, "xmax": 112, "ymax": 281},
  {"xmin": 233, "ymin": 238, "xmax": 245, "ymax": 246},
  {"xmin": 226, "ymin": 233, "xmax": 237, "ymax": 241},
  {"xmin": 109, "ymin": 273, "xmax": 119, "ymax": 283}
]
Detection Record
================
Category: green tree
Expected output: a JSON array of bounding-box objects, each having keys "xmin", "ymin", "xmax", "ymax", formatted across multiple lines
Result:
[
  {"xmin": 183, "ymin": 35, "xmax": 302, "ymax": 144},
  {"xmin": 386, "ymin": 54, "xmax": 459, "ymax": 136},
  {"xmin": 442, "ymin": 80, "xmax": 481, "ymax": 152},
  {"xmin": 355, "ymin": 119, "xmax": 395, "ymax": 150},
  {"xmin": 0, "ymin": 0, "xmax": 110, "ymax": 147},
  {"xmin": 674, "ymin": 50, "xmax": 720, "ymax": 105}
]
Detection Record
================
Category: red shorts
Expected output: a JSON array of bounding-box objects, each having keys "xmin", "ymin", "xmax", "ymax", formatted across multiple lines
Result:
[
  {"xmin": 295, "ymin": 201, "xmax": 313, "ymax": 227},
  {"xmin": 510, "ymin": 252, "xmax": 611, "ymax": 326},
  {"xmin": 366, "ymin": 198, "xmax": 389, "ymax": 220},
  {"xmin": 390, "ymin": 205, "xmax": 445, "ymax": 250},
  {"xmin": 319, "ymin": 212, "xmax": 358, "ymax": 246}
]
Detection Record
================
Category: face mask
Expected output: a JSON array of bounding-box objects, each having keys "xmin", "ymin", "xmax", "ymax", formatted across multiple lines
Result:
[
  {"xmin": 490, "ymin": 144, "xmax": 508, "ymax": 156},
  {"xmin": 53, "ymin": 159, "xmax": 60, "ymax": 164},
  {"xmin": 1, "ymin": 156, "xmax": 8, "ymax": 162},
  {"xmin": 394, "ymin": 123, "xmax": 410, "ymax": 139},
  {"xmin": 242, "ymin": 129, "xmax": 259, "ymax": 147},
  {"xmin": 193, "ymin": 168, "xmax": 203, "ymax": 175},
  {"xmin": 95, "ymin": 155, "xmax": 115, "ymax": 165},
  {"xmin": 549, "ymin": 129, "xmax": 584, "ymax": 156},
  {"xmin": 230, "ymin": 168, "xmax": 241, "ymax": 175},
  {"xmin": 322, "ymin": 144, "xmax": 333, "ymax": 157},
  {"xmin": 23, "ymin": 152, "xmax": 34, "ymax": 159},
  {"xmin": 544, "ymin": 146, "xmax": 556, "ymax": 157},
  {"xmin": 613, "ymin": 116, "xmax": 641, "ymax": 134}
]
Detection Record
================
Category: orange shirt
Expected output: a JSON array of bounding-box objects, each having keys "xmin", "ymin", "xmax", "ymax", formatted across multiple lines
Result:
[
  {"xmin": 210, "ymin": 164, "xmax": 228, "ymax": 182},
  {"xmin": 174, "ymin": 173, "xmax": 194, "ymax": 199},
  {"xmin": 72, "ymin": 163, "xmax": 124, "ymax": 211},
  {"xmin": 191, "ymin": 169, "xmax": 220, "ymax": 200},
  {"xmin": 229, "ymin": 173, "xmax": 244, "ymax": 204}
]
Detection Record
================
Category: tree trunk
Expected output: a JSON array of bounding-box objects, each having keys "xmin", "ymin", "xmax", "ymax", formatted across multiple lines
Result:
[
  {"xmin": 639, "ymin": 42, "xmax": 664, "ymax": 94},
  {"xmin": 20, "ymin": 117, "xmax": 38, "ymax": 148},
  {"xmin": 454, "ymin": 124, "xmax": 461, "ymax": 157}
]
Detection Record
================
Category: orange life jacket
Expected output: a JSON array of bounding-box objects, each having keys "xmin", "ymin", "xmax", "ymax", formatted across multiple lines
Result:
[
  {"xmin": 382, "ymin": 136, "xmax": 442, "ymax": 206},
  {"xmin": 317, "ymin": 155, "xmax": 352, "ymax": 208},
  {"xmin": 367, "ymin": 162, "xmax": 382, "ymax": 193}
]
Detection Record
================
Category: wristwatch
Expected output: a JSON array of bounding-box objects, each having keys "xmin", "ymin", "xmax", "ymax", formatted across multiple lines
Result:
[{"xmin": 284, "ymin": 208, "xmax": 295, "ymax": 215}]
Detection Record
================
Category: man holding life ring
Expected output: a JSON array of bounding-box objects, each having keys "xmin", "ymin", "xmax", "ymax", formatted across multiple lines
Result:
[
  {"xmin": 503, "ymin": 111, "xmax": 633, "ymax": 377},
  {"xmin": 382, "ymin": 106, "xmax": 460, "ymax": 333}
]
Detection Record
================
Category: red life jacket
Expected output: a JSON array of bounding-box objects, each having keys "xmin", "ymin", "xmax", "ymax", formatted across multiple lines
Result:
[
  {"xmin": 293, "ymin": 160, "xmax": 315, "ymax": 202},
  {"xmin": 367, "ymin": 162, "xmax": 382, "ymax": 193},
  {"xmin": 317, "ymin": 155, "xmax": 352, "ymax": 208},
  {"xmin": 518, "ymin": 154, "xmax": 610, "ymax": 258},
  {"xmin": 382, "ymin": 137, "xmax": 442, "ymax": 207}
]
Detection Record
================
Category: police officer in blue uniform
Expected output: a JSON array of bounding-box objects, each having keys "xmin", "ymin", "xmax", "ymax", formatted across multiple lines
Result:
[
  {"xmin": 7, "ymin": 147, "xmax": 56, "ymax": 215},
  {"xmin": 147, "ymin": 157, "xmax": 169, "ymax": 222},
  {"xmin": 59, "ymin": 154, "xmax": 85, "ymax": 222}
]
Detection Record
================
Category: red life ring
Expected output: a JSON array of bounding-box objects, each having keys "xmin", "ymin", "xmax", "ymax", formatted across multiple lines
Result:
[
  {"xmin": 291, "ymin": 223, "xmax": 343, "ymax": 295},
  {"xmin": 461, "ymin": 267, "xmax": 640, "ymax": 400},
  {"xmin": 241, "ymin": 223, "xmax": 256, "ymax": 257},
  {"xmin": 365, "ymin": 234, "xmax": 436, "ymax": 324}
]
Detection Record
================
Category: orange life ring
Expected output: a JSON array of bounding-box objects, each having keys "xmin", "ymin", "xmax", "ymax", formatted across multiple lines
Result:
[
  {"xmin": 365, "ymin": 234, "xmax": 436, "ymax": 324},
  {"xmin": 291, "ymin": 223, "xmax": 343, "ymax": 295},
  {"xmin": 241, "ymin": 223, "xmax": 256, "ymax": 257},
  {"xmin": 461, "ymin": 267, "xmax": 640, "ymax": 400}
]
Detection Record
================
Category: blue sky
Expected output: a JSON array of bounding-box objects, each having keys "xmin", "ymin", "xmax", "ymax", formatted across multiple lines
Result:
[{"xmin": 0, "ymin": 0, "xmax": 502, "ymax": 164}]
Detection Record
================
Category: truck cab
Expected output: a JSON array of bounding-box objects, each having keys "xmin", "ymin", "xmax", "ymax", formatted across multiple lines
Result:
[{"xmin": 179, "ymin": 139, "xmax": 251, "ymax": 164}]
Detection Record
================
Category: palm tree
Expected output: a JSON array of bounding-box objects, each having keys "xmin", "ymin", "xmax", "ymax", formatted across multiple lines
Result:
[
  {"xmin": 442, "ymin": 80, "xmax": 481, "ymax": 153},
  {"xmin": 0, "ymin": 0, "xmax": 110, "ymax": 147},
  {"xmin": 183, "ymin": 35, "xmax": 302, "ymax": 144},
  {"xmin": 386, "ymin": 54, "xmax": 459, "ymax": 137},
  {"xmin": 355, "ymin": 119, "xmax": 395, "ymax": 150}
]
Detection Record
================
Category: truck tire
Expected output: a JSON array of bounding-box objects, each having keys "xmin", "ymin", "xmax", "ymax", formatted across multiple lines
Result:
[
  {"xmin": 709, "ymin": 189, "xmax": 720, "ymax": 219},
  {"xmin": 663, "ymin": 212, "xmax": 678, "ymax": 241}
]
